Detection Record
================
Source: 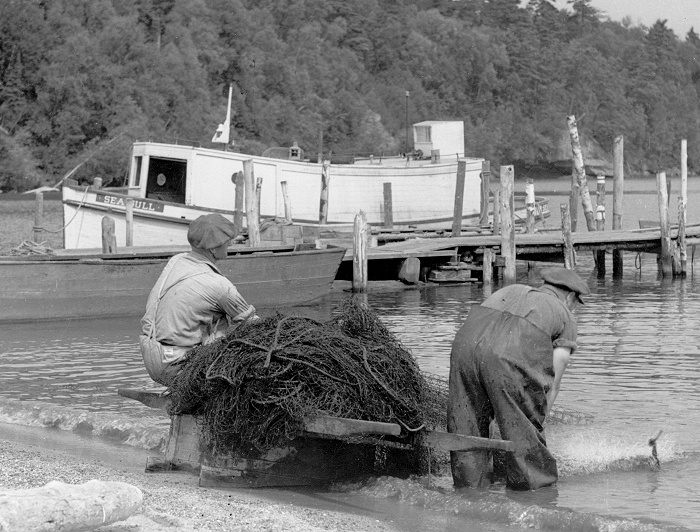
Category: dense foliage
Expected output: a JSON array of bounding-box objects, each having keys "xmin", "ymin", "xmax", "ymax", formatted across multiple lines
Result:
[{"xmin": 1, "ymin": 0, "xmax": 699, "ymax": 191}]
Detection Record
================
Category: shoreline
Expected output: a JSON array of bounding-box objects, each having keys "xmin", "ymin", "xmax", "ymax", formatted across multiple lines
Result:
[{"xmin": 0, "ymin": 423, "xmax": 401, "ymax": 532}]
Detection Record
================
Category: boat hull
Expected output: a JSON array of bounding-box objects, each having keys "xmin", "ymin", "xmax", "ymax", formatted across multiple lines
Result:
[
  {"xmin": 0, "ymin": 246, "xmax": 345, "ymax": 322},
  {"xmin": 62, "ymin": 141, "xmax": 487, "ymax": 249}
]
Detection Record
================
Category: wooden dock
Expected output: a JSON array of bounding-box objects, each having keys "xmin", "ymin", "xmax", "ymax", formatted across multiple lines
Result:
[{"xmin": 332, "ymin": 224, "xmax": 700, "ymax": 281}]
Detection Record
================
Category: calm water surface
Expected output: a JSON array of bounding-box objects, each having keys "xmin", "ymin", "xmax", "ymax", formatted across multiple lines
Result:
[{"xmin": 1, "ymin": 177, "xmax": 699, "ymax": 530}]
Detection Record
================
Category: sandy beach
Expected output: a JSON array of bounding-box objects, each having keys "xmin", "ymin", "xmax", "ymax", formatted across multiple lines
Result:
[{"xmin": 0, "ymin": 423, "xmax": 400, "ymax": 532}]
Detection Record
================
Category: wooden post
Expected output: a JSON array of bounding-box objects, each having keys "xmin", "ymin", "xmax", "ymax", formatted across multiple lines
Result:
[
  {"xmin": 679, "ymin": 139, "xmax": 688, "ymax": 275},
  {"xmin": 352, "ymin": 211, "xmax": 368, "ymax": 292},
  {"xmin": 492, "ymin": 189, "xmax": 501, "ymax": 235},
  {"xmin": 561, "ymin": 203, "xmax": 574, "ymax": 269},
  {"xmin": 678, "ymin": 198, "xmax": 687, "ymax": 277},
  {"xmin": 101, "ymin": 216, "xmax": 117, "ymax": 254},
  {"xmin": 479, "ymin": 160, "xmax": 491, "ymax": 226},
  {"xmin": 383, "ymin": 182, "xmax": 393, "ymax": 229},
  {"xmin": 33, "ymin": 192, "xmax": 44, "ymax": 243},
  {"xmin": 595, "ymin": 175, "xmax": 606, "ymax": 276},
  {"xmin": 500, "ymin": 165, "xmax": 516, "ymax": 285},
  {"xmin": 281, "ymin": 181, "xmax": 292, "ymax": 222},
  {"xmin": 319, "ymin": 160, "xmax": 330, "ymax": 224},
  {"xmin": 233, "ymin": 171, "xmax": 244, "ymax": 235},
  {"xmin": 125, "ymin": 197, "xmax": 134, "ymax": 247},
  {"xmin": 612, "ymin": 135, "xmax": 624, "ymax": 277},
  {"xmin": 255, "ymin": 176, "xmax": 263, "ymax": 218},
  {"xmin": 452, "ymin": 159, "xmax": 467, "ymax": 237},
  {"xmin": 525, "ymin": 178, "xmax": 535, "ymax": 233},
  {"xmin": 567, "ymin": 115, "xmax": 596, "ymax": 232},
  {"xmin": 243, "ymin": 159, "xmax": 260, "ymax": 247},
  {"xmin": 482, "ymin": 247, "xmax": 494, "ymax": 294},
  {"xmin": 317, "ymin": 128, "xmax": 323, "ymax": 164},
  {"xmin": 570, "ymin": 169, "xmax": 579, "ymax": 233},
  {"xmin": 657, "ymin": 172, "xmax": 673, "ymax": 277}
]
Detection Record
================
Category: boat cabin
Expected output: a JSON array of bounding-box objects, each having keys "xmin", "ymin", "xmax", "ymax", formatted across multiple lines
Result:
[{"xmin": 413, "ymin": 121, "xmax": 465, "ymax": 160}]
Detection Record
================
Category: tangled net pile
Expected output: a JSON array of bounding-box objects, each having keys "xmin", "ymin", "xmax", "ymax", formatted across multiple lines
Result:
[{"xmin": 168, "ymin": 299, "xmax": 446, "ymax": 457}]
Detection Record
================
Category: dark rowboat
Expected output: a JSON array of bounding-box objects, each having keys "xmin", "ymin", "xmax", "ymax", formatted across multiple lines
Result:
[{"xmin": 0, "ymin": 244, "xmax": 346, "ymax": 323}]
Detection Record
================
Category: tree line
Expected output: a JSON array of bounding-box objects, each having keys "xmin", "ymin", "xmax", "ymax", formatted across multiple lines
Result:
[{"xmin": 1, "ymin": 0, "xmax": 699, "ymax": 191}]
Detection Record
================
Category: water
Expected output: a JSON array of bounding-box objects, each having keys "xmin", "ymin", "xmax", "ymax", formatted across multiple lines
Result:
[{"xmin": 2, "ymin": 177, "xmax": 700, "ymax": 531}]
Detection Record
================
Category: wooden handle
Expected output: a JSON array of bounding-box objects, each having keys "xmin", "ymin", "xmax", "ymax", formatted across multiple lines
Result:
[
  {"xmin": 303, "ymin": 415, "xmax": 401, "ymax": 437},
  {"xmin": 117, "ymin": 388, "xmax": 170, "ymax": 410},
  {"xmin": 423, "ymin": 430, "xmax": 514, "ymax": 452}
]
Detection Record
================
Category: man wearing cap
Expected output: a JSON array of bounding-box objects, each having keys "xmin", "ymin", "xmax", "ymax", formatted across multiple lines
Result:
[
  {"xmin": 448, "ymin": 267, "xmax": 589, "ymax": 491},
  {"xmin": 139, "ymin": 213, "xmax": 258, "ymax": 386}
]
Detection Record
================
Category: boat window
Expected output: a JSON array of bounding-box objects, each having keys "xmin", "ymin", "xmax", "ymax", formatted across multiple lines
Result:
[
  {"xmin": 145, "ymin": 157, "xmax": 187, "ymax": 204},
  {"xmin": 133, "ymin": 156, "xmax": 142, "ymax": 187},
  {"xmin": 415, "ymin": 126, "xmax": 431, "ymax": 143}
]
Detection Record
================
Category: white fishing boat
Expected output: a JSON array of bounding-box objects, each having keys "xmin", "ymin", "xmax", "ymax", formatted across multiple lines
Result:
[{"xmin": 61, "ymin": 120, "xmax": 507, "ymax": 249}]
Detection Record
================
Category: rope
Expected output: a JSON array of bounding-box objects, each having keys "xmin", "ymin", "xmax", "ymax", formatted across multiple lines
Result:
[
  {"xmin": 33, "ymin": 186, "xmax": 90, "ymax": 234},
  {"xmin": 9, "ymin": 240, "xmax": 55, "ymax": 255}
]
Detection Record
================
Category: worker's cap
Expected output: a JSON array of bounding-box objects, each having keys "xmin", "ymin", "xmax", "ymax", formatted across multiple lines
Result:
[
  {"xmin": 541, "ymin": 267, "xmax": 590, "ymax": 303},
  {"xmin": 187, "ymin": 214, "xmax": 237, "ymax": 250}
]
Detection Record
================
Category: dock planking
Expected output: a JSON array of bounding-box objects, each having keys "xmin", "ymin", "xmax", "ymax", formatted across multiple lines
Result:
[{"xmin": 336, "ymin": 224, "xmax": 700, "ymax": 266}]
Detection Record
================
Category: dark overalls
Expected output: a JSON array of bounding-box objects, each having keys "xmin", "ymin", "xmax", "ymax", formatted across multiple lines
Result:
[{"xmin": 448, "ymin": 304, "xmax": 557, "ymax": 490}]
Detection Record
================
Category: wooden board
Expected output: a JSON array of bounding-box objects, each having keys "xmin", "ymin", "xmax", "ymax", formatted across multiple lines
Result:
[{"xmin": 423, "ymin": 430, "xmax": 515, "ymax": 452}]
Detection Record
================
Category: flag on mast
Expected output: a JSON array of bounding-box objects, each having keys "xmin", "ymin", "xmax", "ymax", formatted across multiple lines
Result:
[{"xmin": 212, "ymin": 85, "xmax": 233, "ymax": 144}]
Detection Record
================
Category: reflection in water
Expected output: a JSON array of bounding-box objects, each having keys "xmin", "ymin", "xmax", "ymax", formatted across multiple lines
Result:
[{"xmin": 1, "ymin": 252, "xmax": 699, "ymax": 529}]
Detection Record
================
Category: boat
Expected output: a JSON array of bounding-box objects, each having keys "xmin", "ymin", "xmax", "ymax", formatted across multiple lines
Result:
[
  {"xmin": 118, "ymin": 388, "xmax": 514, "ymax": 488},
  {"xmin": 61, "ymin": 121, "xmax": 534, "ymax": 250},
  {"xmin": 0, "ymin": 243, "xmax": 346, "ymax": 323}
]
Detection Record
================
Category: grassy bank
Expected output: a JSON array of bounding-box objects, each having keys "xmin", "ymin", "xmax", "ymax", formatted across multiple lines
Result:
[{"xmin": 0, "ymin": 198, "xmax": 64, "ymax": 254}]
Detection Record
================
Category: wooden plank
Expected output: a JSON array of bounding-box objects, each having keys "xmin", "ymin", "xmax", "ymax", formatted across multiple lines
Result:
[
  {"xmin": 303, "ymin": 415, "xmax": 401, "ymax": 437},
  {"xmin": 117, "ymin": 388, "xmax": 170, "ymax": 410},
  {"xmin": 423, "ymin": 430, "xmax": 514, "ymax": 452}
]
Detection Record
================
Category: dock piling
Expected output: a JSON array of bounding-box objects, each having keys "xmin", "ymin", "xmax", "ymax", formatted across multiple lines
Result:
[
  {"xmin": 479, "ymin": 161, "xmax": 491, "ymax": 227},
  {"xmin": 656, "ymin": 172, "xmax": 673, "ymax": 277},
  {"xmin": 281, "ymin": 181, "xmax": 293, "ymax": 223},
  {"xmin": 101, "ymin": 216, "xmax": 117, "ymax": 254},
  {"xmin": 570, "ymin": 169, "xmax": 579, "ymax": 233},
  {"xmin": 525, "ymin": 178, "xmax": 536, "ymax": 234},
  {"xmin": 243, "ymin": 159, "xmax": 261, "ymax": 247},
  {"xmin": 383, "ymin": 182, "xmax": 393, "ymax": 229},
  {"xmin": 233, "ymin": 171, "xmax": 244, "ymax": 235},
  {"xmin": 500, "ymin": 165, "xmax": 516, "ymax": 285},
  {"xmin": 482, "ymin": 247, "xmax": 494, "ymax": 294},
  {"xmin": 567, "ymin": 115, "xmax": 596, "ymax": 232},
  {"xmin": 493, "ymin": 189, "xmax": 501, "ymax": 236},
  {"xmin": 319, "ymin": 160, "xmax": 330, "ymax": 224},
  {"xmin": 125, "ymin": 197, "xmax": 134, "ymax": 247},
  {"xmin": 595, "ymin": 175, "xmax": 606, "ymax": 276},
  {"xmin": 452, "ymin": 159, "xmax": 467, "ymax": 237},
  {"xmin": 679, "ymin": 139, "xmax": 688, "ymax": 276},
  {"xmin": 561, "ymin": 204, "xmax": 575, "ymax": 269},
  {"xmin": 352, "ymin": 211, "xmax": 369, "ymax": 292},
  {"xmin": 612, "ymin": 135, "xmax": 624, "ymax": 277},
  {"xmin": 33, "ymin": 192, "xmax": 43, "ymax": 243}
]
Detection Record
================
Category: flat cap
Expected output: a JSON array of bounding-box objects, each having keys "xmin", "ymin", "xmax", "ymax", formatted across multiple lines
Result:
[
  {"xmin": 187, "ymin": 213, "xmax": 237, "ymax": 250},
  {"xmin": 541, "ymin": 267, "xmax": 590, "ymax": 303}
]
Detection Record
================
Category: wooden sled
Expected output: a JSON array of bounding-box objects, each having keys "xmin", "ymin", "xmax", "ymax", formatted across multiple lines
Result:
[{"xmin": 118, "ymin": 387, "xmax": 514, "ymax": 488}]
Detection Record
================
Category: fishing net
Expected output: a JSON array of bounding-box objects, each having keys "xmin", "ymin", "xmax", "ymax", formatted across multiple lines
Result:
[{"xmin": 168, "ymin": 299, "xmax": 442, "ymax": 457}]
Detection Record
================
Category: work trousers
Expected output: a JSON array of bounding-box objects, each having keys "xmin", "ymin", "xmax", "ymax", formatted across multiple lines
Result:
[{"xmin": 448, "ymin": 305, "xmax": 558, "ymax": 490}]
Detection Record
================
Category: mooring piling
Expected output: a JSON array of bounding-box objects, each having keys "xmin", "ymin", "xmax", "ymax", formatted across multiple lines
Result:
[
  {"xmin": 33, "ymin": 192, "xmax": 44, "ymax": 244},
  {"xmin": 612, "ymin": 135, "xmax": 624, "ymax": 276},
  {"xmin": 500, "ymin": 165, "xmax": 516, "ymax": 285}
]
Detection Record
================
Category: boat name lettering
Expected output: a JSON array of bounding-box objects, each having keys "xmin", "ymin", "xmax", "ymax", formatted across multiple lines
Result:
[{"xmin": 96, "ymin": 194, "xmax": 164, "ymax": 212}]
